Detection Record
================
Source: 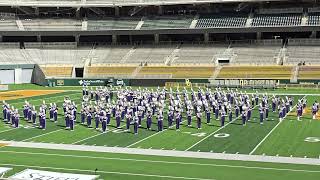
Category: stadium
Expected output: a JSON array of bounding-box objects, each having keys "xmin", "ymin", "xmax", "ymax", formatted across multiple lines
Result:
[{"xmin": 0, "ymin": 0, "xmax": 319, "ymax": 179}]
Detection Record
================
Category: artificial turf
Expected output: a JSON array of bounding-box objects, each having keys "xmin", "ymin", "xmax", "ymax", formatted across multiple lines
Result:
[{"xmin": 0, "ymin": 86, "xmax": 319, "ymax": 179}]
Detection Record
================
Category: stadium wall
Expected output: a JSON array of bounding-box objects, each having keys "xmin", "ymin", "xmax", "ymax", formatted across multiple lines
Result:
[
  {"xmin": 31, "ymin": 64, "xmax": 47, "ymax": 86},
  {"xmin": 0, "ymin": 65, "xmax": 34, "ymax": 84}
]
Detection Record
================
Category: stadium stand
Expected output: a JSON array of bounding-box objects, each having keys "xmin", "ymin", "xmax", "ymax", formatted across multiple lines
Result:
[
  {"xmin": 217, "ymin": 66, "xmax": 293, "ymax": 79},
  {"xmin": 298, "ymin": 66, "xmax": 320, "ymax": 79},
  {"xmin": 251, "ymin": 13, "xmax": 302, "ymax": 27},
  {"xmin": 87, "ymin": 18, "xmax": 140, "ymax": 30},
  {"xmin": 125, "ymin": 45, "xmax": 177, "ymax": 64},
  {"xmin": 86, "ymin": 65, "xmax": 137, "ymax": 78},
  {"xmin": 286, "ymin": 39, "xmax": 320, "ymax": 65},
  {"xmin": 40, "ymin": 65, "xmax": 73, "ymax": 77},
  {"xmin": 286, "ymin": 46, "xmax": 320, "ymax": 65},
  {"xmin": 307, "ymin": 13, "xmax": 320, "ymax": 25},
  {"xmin": 0, "ymin": 14, "xmax": 18, "ymax": 30},
  {"xmin": 173, "ymin": 44, "xmax": 228, "ymax": 64},
  {"xmin": 141, "ymin": 16, "xmax": 193, "ymax": 29},
  {"xmin": 230, "ymin": 44, "xmax": 281, "ymax": 65},
  {"xmin": 22, "ymin": 18, "xmax": 82, "ymax": 31},
  {"xmin": 90, "ymin": 46, "xmax": 134, "ymax": 64},
  {"xmin": 136, "ymin": 65, "xmax": 215, "ymax": 79},
  {"xmin": 196, "ymin": 14, "xmax": 247, "ymax": 28}
]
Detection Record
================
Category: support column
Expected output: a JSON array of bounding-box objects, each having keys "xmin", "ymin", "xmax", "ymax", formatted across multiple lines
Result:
[
  {"xmin": 76, "ymin": 8, "xmax": 81, "ymax": 19},
  {"xmin": 37, "ymin": 35, "xmax": 41, "ymax": 42},
  {"xmin": 256, "ymin": 32, "xmax": 262, "ymax": 40},
  {"xmin": 115, "ymin": 7, "xmax": 120, "ymax": 17},
  {"xmin": 112, "ymin": 35, "xmax": 117, "ymax": 44},
  {"xmin": 154, "ymin": 34, "xmax": 159, "ymax": 44},
  {"xmin": 310, "ymin": 31, "xmax": 317, "ymax": 38},
  {"xmin": 204, "ymin": 32, "xmax": 209, "ymax": 43},
  {"xmin": 157, "ymin": 6, "xmax": 163, "ymax": 15},
  {"xmin": 129, "ymin": 35, "xmax": 133, "ymax": 45},
  {"xmin": 75, "ymin": 35, "xmax": 80, "ymax": 45},
  {"xmin": 35, "ymin": 8, "xmax": 39, "ymax": 16}
]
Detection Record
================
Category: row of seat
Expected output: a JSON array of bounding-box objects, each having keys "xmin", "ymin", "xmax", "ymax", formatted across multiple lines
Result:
[
  {"xmin": 217, "ymin": 66, "xmax": 293, "ymax": 79},
  {"xmin": 298, "ymin": 66, "xmax": 320, "ymax": 79},
  {"xmin": 0, "ymin": 13, "xmax": 314, "ymax": 31},
  {"xmin": 40, "ymin": 65, "xmax": 73, "ymax": 77},
  {"xmin": 38, "ymin": 64, "xmax": 320, "ymax": 80}
]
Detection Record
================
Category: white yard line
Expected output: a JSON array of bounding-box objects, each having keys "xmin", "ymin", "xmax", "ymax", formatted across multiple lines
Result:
[
  {"xmin": 0, "ymin": 128, "xmax": 16, "ymax": 134},
  {"xmin": 21, "ymin": 128, "xmax": 65, "ymax": 142},
  {"xmin": 0, "ymin": 163, "xmax": 215, "ymax": 180},
  {"xmin": 249, "ymin": 95, "xmax": 307, "ymax": 155},
  {"xmin": 126, "ymin": 118, "xmax": 189, "ymax": 148},
  {"xmin": 184, "ymin": 105, "xmax": 259, "ymax": 151},
  {"xmin": 71, "ymin": 124, "xmax": 126, "ymax": 145},
  {"xmin": 126, "ymin": 129, "xmax": 166, "ymax": 148}
]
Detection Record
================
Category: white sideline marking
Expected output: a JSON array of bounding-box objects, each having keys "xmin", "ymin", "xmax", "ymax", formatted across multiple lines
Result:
[
  {"xmin": 21, "ymin": 128, "xmax": 64, "ymax": 142},
  {"xmin": 185, "ymin": 105, "xmax": 259, "ymax": 151},
  {"xmin": 126, "ymin": 130, "xmax": 165, "ymax": 148},
  {"xmin": 0, "ymin": 151, "xmax": 320, "ymax": 173},
  {"xmin": 0, "ymin": 128, "xmax": 15, "ymax": 134},
  {"xmin": 0, "ymin": 163, "xmax": 215, "ymax": 180},
  {"xmin": 249, "ymin": 95, "xmax": 306, "ymax": 155}
]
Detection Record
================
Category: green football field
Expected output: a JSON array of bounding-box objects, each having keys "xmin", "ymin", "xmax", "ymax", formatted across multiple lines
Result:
[{"xmin": 0, "ymin": 84, "xmax": 319, "ymax": 179}]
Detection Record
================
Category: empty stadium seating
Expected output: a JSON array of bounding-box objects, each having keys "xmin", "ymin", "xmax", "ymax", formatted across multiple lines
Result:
[
  {"xmin": 286, "ymin": 45, "xmax": 320, "ymax": 65},
  {"xmin": 196, "ymin": 15, "xmax": 247, "ymax": 28},
  {"xmin": 127, "ymin": 45, "xmax": 177, "ymax": 64},
  {"xmin": 137, "ymin": 66, "xmax": 215, "ymax": 78},
  {"xmin": 217, "ymin": 66, "xmax": 293, "ymax": 79},
  {"xmin": 91, "ymin": 46, "xmax": 134, "ymax": 64},
  {"xmin": 252, "ymin": 14, "xmax": 302, "ymax": 27},
  {"xmin": 87, "ymin": 19, "xmax": 139, "ymax": 30},
  {"xmin": 86, "ymin": 65, "xmax": 137, "ymax": 78},
  {"xmin": 141, "ymin": 16, "xmax": 193, "ymax": 29},
  {"xmin": 298, "ymin": 66, "xmax": 320, "ymax": 79},
  {"xmin": 307, "ymin": 13, "xmax": 320, "ymax": 25},
  {"xmin": 22, "ymin": 18, "xmax": 82, "ymax": 31},
  {"xmin": 231, "ymin": 45, "xmax": 281, "ymax": 64},
  {"xmin": 173, "ymin": 44, "xmax": 228, "ymax": 64},
  {"xmin": 40, "ymin": 65, "xmax": 73, "ymax": 77}
]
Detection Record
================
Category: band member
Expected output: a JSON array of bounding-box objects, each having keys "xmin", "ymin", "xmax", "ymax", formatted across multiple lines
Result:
[
  {"xmin": 115, "ymin": 108, "xmax": 121, "ymax": 128},
  {"xmin": 146, "ymin": 110, "xmax": 152, "ymax": 130},
  {"xmin": 196, "ymin": 109, "xmax": 202, "ymax": 129},
  {"xmin": 187, "ymin": 108, "xmax": 192, "ymax": 127},
  {"xmin": 157, "ymin": 112, "xmax": 163, "ymax": 132}
]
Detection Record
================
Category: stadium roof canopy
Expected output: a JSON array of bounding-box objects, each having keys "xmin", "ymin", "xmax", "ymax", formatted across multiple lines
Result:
[{"xmin": 0, "ymin": 0, "xmax": 292, "ymax": 8}]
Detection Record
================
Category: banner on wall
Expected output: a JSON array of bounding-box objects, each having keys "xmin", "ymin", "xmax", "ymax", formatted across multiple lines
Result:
[{"xmin": 10, "ymin": 169, "xmax": 99, "ymax": 180}]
